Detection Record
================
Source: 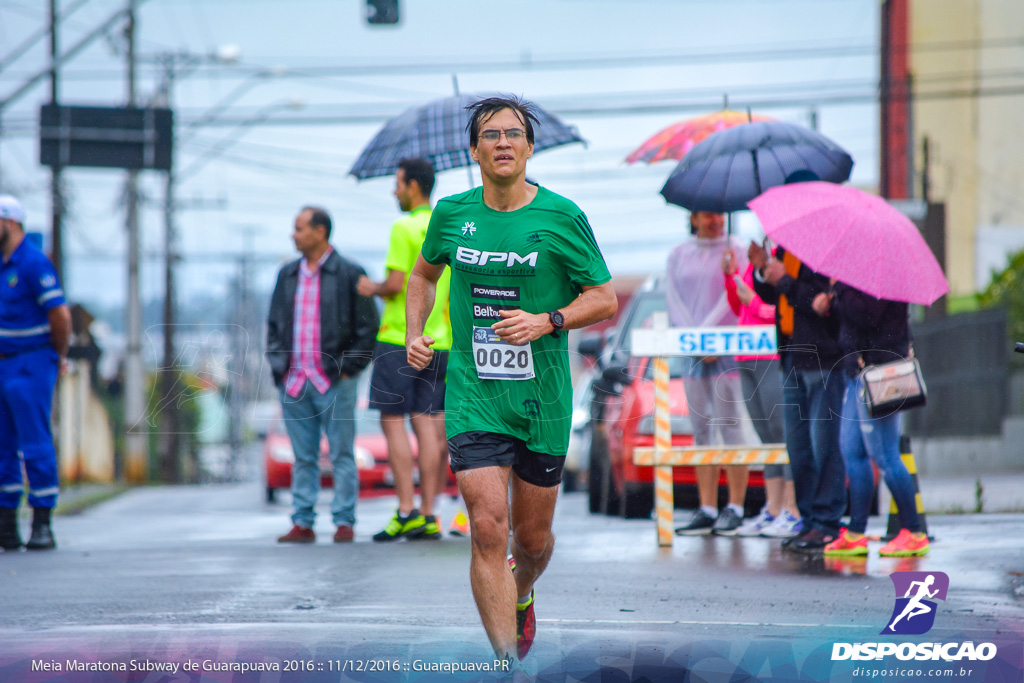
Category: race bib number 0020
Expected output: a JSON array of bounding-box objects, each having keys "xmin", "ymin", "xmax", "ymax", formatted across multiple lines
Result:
[{"xmin": 472, "ymin": 326, "xmax": 535, "ymax": 380}]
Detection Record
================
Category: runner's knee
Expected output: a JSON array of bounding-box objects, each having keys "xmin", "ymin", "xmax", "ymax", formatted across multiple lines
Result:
[
  {"xmin": 513, "ymin": 528, "xmax": 554, "ymax": 559},
  {"xmin": 469, "ymin": 511, "xmax": 508, "ymax": 555}
]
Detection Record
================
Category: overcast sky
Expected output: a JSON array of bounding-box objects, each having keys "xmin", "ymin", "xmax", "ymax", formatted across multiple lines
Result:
[{"xmin": 0, "ymin": 0, "xmax": 879, "ymax": 308}]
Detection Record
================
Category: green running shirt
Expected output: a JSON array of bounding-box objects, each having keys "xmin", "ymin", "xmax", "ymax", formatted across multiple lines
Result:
[{"xmin": 420, "ymin": 185, "xmax": 611, "ymax": 455}]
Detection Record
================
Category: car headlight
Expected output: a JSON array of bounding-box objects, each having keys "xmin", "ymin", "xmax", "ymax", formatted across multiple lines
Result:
[
  {"xmin": 354, "ymin": 444, "xmax": 375, "ymax": 471},
  {"xmin": 637, "ymin": 414, "xmax": 693, "ymax": 436},
  {"xmin": 270, "ymin": 444, "xmax": 294, "ymax": 463}
]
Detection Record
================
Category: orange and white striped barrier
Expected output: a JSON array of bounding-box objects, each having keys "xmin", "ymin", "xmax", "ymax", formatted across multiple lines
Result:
[
  {"xmin": 637, "ymin": 442, "xmax": 789, "ymax": 546},
  {"xmin": 634, "ymin": 315, "xmax": 787, "ymax": 546},
  {"xmin": 652, "ymin": 355, "xmax": 673, "ymax": 547},
  {"xmin": 634, "ymin": 445, "xmax": 790, "ymax": 467}
]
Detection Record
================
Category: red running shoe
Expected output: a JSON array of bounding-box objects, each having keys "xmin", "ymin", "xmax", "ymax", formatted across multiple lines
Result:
[{"xmin": 516, "ymin": 590, "xmax": 536, "ymax": 660}]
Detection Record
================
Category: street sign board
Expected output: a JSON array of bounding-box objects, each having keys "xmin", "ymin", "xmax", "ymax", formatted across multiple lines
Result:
[
  {"xmin": 631, "ymin": 324, "xmax": 777, "ymax": 357},
  {"xmin": 39, "ymin": 104, "xmax": 173, "ymax": 171}
]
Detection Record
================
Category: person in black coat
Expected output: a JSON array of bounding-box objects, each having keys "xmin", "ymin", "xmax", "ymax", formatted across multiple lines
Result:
[
  {"xmin": 266, "ymin": 206, "xmax": 379, "ymax": 544},
  {"xmin": 749, "ymin": 241, "xmax": 846, "ymax": 553},
  {"xmin": 815, "ymin": 281, "xmax": 929, "ymax": 557}
]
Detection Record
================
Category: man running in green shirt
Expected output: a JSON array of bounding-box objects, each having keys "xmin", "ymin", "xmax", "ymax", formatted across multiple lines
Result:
[
  {"xmin": 358, "ymin": 158, "xmax": 452, "ymax": 542},
  {"xmin": 405, "ymin": 96, "xmax": 617, "ymax": 663}
]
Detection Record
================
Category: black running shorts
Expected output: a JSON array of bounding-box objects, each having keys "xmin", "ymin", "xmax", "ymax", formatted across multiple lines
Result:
[
  {"xmin": 447, "ymin": 430, "xmax": 564, "ymax": 488},
  {"xmin": 368, "ymin": 341, "xmax": 448, "ymax": 415}
]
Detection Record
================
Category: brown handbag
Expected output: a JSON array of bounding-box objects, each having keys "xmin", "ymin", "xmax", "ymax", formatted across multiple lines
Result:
[{"xmin": 859, "ymin": 357, "xmax": 927, "ymax": 418}]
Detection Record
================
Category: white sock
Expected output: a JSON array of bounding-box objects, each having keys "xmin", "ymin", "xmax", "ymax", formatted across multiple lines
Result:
[
  {"xmin": 700, "ymin": 505, "xmax": 719, "ymax": 518},
  {"xmin": 727, "ymin": 503, "xmax": 744, "ymax": 517}
]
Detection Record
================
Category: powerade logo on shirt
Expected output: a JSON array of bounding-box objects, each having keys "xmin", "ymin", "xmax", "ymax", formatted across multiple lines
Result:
[
  {"xmin": 455, "ymin": 247, "xmax": 539, "ymax": 276},
  {"xmin": 471, "ymin": 284, "xmax": 520, "ymax": 301}
]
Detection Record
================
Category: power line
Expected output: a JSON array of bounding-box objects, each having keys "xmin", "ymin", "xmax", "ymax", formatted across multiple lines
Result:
[{"xmin": 4, "ymin": 34, "xmax": 1023, "ymax": 83}]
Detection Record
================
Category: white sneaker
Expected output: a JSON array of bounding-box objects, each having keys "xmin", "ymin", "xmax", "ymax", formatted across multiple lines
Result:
[
  {"xmin": 760, "ymin": 510, "xmax": 802, "ymax": 538},
  {"xmin": 735, "ymin": 507, "xmax": 775, "ymax": 537}
]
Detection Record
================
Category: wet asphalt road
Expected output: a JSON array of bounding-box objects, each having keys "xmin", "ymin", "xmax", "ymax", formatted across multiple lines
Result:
[{"xmin": 0, "ymin": 482, "xmax": 1021, "ymax": 681}]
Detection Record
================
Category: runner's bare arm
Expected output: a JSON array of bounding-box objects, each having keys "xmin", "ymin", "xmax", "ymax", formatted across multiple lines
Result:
[
  {"xmin": 494, "ymin": 281, "xmax": 618, "ymax": 346},
  {"xmin": 406, "ymin": 255, "xmax": 446, "ymax": 369}
]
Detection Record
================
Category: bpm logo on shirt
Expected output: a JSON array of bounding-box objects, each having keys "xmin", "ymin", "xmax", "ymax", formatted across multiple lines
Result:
[{"xmin": 883, "ymin": 571, "xmax": 949, "ymax": 635}]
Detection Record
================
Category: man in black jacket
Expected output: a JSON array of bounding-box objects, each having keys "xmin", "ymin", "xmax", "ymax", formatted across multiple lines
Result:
[
  {"xmin": 266, "ymin": 206, "xmax": 379, "ymax": 544},
  {"xmin": 749, "ymin": 239, "xmax": 847, "ymax": 554}
]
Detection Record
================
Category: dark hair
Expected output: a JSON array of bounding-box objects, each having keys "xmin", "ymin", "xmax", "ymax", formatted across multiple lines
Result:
[
  {"xmin": 397, "ymin": 157, "xmax": 436, "ymax": 198},
  {"xmin": 465, "ymin": 95, "xmax": 539, "ymax": 147},
  {"xmin": 784, "ymin": 169, "xmax": 820, "ymax": 184},
  {"xmin": 302, "ymin": 206, "xmax": 332, "ymax": 240}
]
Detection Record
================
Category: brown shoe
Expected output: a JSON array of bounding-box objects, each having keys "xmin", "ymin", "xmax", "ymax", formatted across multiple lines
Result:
[
  {"xmin": 277, "ymin": 524, "xmax": 315, "ymax": 543},
  {"xmin": 333, "ymin": 525, "xmax": 354, "ymax": 543}
]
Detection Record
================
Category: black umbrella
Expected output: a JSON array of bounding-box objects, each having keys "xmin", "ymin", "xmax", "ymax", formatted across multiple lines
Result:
[
  {"xmin": 348, "ymin": 94, "xmax": 584, "ymax": 180},
  {"xmin": 659, "ymin": 121, "xmax": 854, "ymax": 213}
]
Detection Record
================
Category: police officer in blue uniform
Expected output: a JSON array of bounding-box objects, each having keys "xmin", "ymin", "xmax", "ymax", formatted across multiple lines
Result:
[{"xmin": 0, "ymin": 196, "xmax": 71, "ymax": 551}]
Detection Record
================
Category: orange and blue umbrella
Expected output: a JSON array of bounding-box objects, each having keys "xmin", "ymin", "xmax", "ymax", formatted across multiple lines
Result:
[{"xmin": 625, "ymin": 110, "xmax": 774, "ymax": 165}]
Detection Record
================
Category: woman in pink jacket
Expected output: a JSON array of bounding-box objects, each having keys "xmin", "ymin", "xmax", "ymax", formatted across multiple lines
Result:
[{"xmin": 723, "ymin": 247, "xmax": 802, "ymax": 538}]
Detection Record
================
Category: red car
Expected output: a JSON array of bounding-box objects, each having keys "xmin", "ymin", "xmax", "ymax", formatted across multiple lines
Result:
[
  {"xmin": 264, "ymin": 407, "xmax": 395, "ymax": 503},
  {"xmin": 264, "ymin": 406, "xmax": 457, "ymax": 503},
  {"xmin": 584, "ymin": 282, "xmax": 766, "ymax": 519}
]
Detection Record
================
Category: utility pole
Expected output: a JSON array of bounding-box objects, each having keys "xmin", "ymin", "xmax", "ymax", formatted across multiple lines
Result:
[
  {"xmin": 156, "ymin": 55, "xmax": 179, "ymax": 483},
  {"xmin": 49, "ymin": 0, "xmax": 64, "ymax": 279},
  {"xmin": 123, "ymin": 0, "xmax": 148, "ymax": 483}
]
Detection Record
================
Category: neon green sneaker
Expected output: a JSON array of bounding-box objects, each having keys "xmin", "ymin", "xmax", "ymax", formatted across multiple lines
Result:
[
  {"xmin": 372, "ymin": 509, "xmax": 426, "ymax": 542},
  {"xmin": 412, "ymin": 514, "xmax": 442, "ymax": 541}
]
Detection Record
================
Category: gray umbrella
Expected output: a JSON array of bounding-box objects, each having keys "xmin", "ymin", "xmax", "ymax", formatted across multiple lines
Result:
[
  {"xmin": 348, "ymin": 94, "xmax": 585, "ymax": 180},
  {"xmin": 659, "ymin": 121, "xmax": 854, "ymax": 213}
]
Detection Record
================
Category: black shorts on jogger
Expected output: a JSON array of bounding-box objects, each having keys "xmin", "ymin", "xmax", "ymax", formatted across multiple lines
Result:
[{"xmin": 447, "ymin": 431, "xmax": 564, "ymax": 488}]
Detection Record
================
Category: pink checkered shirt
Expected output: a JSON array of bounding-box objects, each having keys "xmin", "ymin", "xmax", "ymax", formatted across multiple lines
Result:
[{"xmin": 284, "ymin": 247, "xmax": 333, "ymax": 398}]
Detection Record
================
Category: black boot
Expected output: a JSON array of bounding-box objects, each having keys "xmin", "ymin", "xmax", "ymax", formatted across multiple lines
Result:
[
  {"xmin": 0, "ymin": 507, "xmax": 22, "ymax": 551},
  {"xmin": 26, "ymin": 507, "xmax": 56, "ymax": 551}
]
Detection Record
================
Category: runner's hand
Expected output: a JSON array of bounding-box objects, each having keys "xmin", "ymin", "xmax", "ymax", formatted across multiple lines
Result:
[
  {"xmin": 493, "ymin": 310, "xmax": 548, "ymax": 346},
  {"xmin": 407, "ymin": 335, "xmax": 435, "ymax": 369}
]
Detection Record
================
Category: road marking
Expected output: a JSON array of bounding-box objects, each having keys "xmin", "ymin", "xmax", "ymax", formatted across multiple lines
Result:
[{"xmin": 538, "ymin": 618, "xmax": 872, "ymax": 628}]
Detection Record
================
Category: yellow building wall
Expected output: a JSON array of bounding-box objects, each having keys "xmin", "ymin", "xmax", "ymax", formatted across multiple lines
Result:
[
  {"xmin": 912, "ymin": 0, "xmax": 1024, "ymax": 294},
  {"xmin": 911, "ymin": 1, "xmax": 979, "ymax": 295},
  {"xmin": 976, "ymin": 2, "xmax": 1024, "ymax": 230}
]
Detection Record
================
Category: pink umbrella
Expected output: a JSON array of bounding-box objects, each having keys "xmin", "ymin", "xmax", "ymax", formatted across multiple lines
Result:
[{"xmin": 747, "ymin": 182, "xmax": 949, "ymax": 305}]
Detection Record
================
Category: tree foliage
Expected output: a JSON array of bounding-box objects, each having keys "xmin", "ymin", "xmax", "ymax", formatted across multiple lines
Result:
[{"xmin": 978, "ymin": 246, "xmax": 1024, "ymax": 345}]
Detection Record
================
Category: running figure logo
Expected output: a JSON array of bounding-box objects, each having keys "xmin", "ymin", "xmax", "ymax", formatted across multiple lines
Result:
[{"xmin": 883, "ymin": 571, "xmax": 949, "ymax": 635}]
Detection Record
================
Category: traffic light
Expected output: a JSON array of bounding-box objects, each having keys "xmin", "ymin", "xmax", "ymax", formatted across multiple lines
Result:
[{"xmin": 366, "ymin": 0, "xmax": 399, "ymax": 25}]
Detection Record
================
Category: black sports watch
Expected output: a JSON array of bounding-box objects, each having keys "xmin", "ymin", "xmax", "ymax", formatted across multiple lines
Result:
[{"xmin": 548, "ymin": 310, "xmax": 565, "ymax": 338}]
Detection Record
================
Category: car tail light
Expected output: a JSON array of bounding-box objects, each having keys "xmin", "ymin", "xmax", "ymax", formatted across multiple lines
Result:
[
  {"xmin": 269, "ymin": 444, "xmax": 295, "ymax": 463},
  {"xmin": 354, "ymin": 444, "xmax": 374, "ymax": 471},
  {"xmin": 636, "ymin": 414, "xmax": 693, "ymax": 436}
]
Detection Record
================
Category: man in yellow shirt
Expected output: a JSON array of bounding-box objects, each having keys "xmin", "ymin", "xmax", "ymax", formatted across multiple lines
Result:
[{"xmin": 358, "ymin": 158, "xmax": 453, "ymax": 541}]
